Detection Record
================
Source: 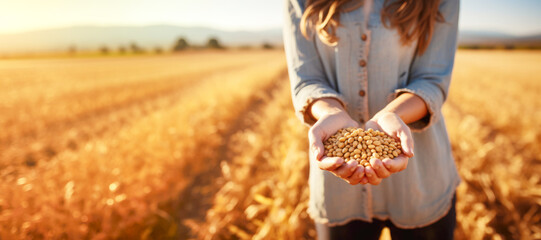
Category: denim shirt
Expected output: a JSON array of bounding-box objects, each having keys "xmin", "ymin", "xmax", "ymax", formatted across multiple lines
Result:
[{"xmin": 284, "ymin": 0, "xmax": 461, "ymax": 227}]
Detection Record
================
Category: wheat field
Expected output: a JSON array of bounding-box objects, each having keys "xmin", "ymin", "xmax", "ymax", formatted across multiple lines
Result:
[{"xmin": 0, "ymin": 50, "xmax": 539, "ymax": 239}]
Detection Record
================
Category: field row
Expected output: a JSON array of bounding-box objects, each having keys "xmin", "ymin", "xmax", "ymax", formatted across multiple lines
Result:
[
  {"xmin": 0, "ymin": 52, "xmax": 271, "ymax": 148},
  {"xmin": 0, "ymin": 51, "xmax": 287, "ymax": 239},
  {"xmin": 195, "ymin": 76, "xmax": 313, "ymax": 239},
  {"xmin": 0, "ymin": 51, "xmax": 282, "ymax": 168}
]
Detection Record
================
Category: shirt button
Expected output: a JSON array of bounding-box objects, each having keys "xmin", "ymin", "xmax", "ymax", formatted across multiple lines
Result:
[
  {"xmin": 359, "ymin": 59, "xmax": 367, "ymax": 67},
  {"xmin": 359, "ymin": 90, "xmax": 366, "ymax": 97},
  {"xmin": 359, "ymin": 118, "xmax": 365, "ymax": 124},
  {"xmin": 361, "ymin": 34, "xmax": 367, "ymax": 41}
]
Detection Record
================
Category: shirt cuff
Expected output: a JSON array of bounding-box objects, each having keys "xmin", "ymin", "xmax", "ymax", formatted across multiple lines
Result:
[
  {"xmin": 294, "ymin": 86, "xmax": 347, "ymax": 126},
  {"xmin": 391, "ymin": 82, "xmax": 443, "ymax": 132}
]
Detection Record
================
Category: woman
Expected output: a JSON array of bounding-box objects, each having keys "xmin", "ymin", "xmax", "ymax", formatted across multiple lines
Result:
[{"xmin": 283, "ymin": 0, "xmax": 461, "ymax": 239}]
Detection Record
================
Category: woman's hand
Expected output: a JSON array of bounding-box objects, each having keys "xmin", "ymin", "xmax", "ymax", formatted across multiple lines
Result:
[
  {"xmin": 308, "ymin": 102, "xmax": 367, "ymax": 185},
  {"xmin": 360, "ymin": 112, "xmax": 415, "ymax": 185}
]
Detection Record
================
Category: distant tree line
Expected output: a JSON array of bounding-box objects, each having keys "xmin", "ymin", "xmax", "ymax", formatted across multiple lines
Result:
[
  {"xmin": 172, "ymin": 37, "xmax": 225, "ymax": 51},
  {"xmin": 69, "ymin": 37, "xmax": 279, "ymax": 55},
  {"xmin": 458, "ymin": 44, "xmax": 541, "ymax": 50}
]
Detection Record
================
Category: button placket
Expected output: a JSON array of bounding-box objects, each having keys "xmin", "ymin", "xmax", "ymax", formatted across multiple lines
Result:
[
  {"xmin": 357, "ymin": 27, "xmax": 372, "ymax": 219},
  {"xmin": 359, "ymin": 30, "xmax": 371, "ymax": 129},
  {"xmin": 358, "ymin": 31, "xmax": 368, "ymax": 127},
  {"xmin": 359, "ymin": 90, "xmax": 366, "ymax": 96},
  {"xmin": 359, "ymin": 59, "xmax": 367, "ymax": 67}
]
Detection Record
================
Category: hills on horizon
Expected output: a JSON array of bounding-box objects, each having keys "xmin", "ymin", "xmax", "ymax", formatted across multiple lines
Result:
[
  {"xmin": 0, "ymin": 25, "xmax": 283, "ymax": 54},
  {"xmin": 458, "ymin": 30, "xmax": 541, "ymax": 48},
  {"xmin": 0, "ymin": 25, "xmax": 540, "ymax": 54}
]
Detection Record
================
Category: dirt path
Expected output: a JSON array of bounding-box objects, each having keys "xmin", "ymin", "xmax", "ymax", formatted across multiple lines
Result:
[{"xmin": 175, "ymin": 70, "xmax": 289, "ymax": 239}]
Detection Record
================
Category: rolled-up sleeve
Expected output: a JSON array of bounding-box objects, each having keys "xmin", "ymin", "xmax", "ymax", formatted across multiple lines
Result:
[
  {"xmin": 283, "ymin": 0, "xmax": 347, "ymax": 126},
  {"xmin": 393, "ymin": 0, "xmax": 459, "ymax": 131}
]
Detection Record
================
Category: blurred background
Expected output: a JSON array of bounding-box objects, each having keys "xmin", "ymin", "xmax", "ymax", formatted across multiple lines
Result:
[
  {"xmin": 1, "ymin": 0, "xmax": 540, "ymax": 55},
  {"xmin": 0, "ymin": 0, "xmax": 539, "ymax": 239}
]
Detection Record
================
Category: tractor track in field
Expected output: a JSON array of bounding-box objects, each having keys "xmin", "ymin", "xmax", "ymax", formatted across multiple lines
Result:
[
  {"xmin": 175, "ymin": 69, "xmax": 289, "ymax": 239},
  {"xmin": 0, "ymin": 64, "xmax": 252, "ymax": 171}
]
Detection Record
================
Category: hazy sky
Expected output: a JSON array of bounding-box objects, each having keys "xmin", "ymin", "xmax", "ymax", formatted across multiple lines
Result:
[{"xmin": 0, "ymin": 0, "xmax": 540, "ymax": 35}]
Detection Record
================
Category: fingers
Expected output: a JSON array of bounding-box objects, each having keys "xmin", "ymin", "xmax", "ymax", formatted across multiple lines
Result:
[
  {"xmin": 359, "ymin": 177, "xmax": 369, "ymax": 185},
  {"xmin": 370, "ymin": 158, "xmax": 391, "ymax": 179},
  {"xmin": 308, "ymin": 127, "xmax": 325, "ymax": 160},
  {"xmin": 359, "ymin": 156, "xmax": 409, "ymax": 185},
  {"xmin": 345, "ymin": 166, "xmax": 365, "ymax": 185},
  {"xmin": 319, "ymin": 159, "xmax": 367, "ymax": 186},
  {"xmin": 363, "ymin": 165, "xmax": 382, "ymax": 185},
  {"xmin": 398, "ymin": 128, "xmax": 414, "ymax": 158},
  {"xmin": 317, "ymin": 157, "xmax": 344, "ymax": 171},
  {"xmin": 382, "ymin": 155, "xmax": 409, "ymax": 173},
  {"xmin": 330, "ymin": 160, "xmax": 358, "ymax": 179}
]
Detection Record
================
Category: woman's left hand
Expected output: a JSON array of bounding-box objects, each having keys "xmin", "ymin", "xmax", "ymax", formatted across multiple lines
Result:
[{"xmin": 359, "ymin": 112, "xmax": 415, "ymax": 185}]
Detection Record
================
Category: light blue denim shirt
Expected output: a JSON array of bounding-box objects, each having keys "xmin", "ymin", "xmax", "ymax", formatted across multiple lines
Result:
[{"xmin": 284, "ymin": 0, "xmax": 461, "ymax": 228}]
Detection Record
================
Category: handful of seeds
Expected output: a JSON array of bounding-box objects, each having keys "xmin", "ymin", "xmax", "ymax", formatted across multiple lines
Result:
[{"xmin": 323, "ymin": 128, "xmax": 402, "ymax": 167}]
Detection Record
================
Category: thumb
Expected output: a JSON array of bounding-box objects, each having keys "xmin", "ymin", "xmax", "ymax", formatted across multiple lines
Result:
[
  {"xmin": 399, "ymin": 128, "xmax": 414, "ymax": 158},
  {"xmin": 308, "ymin": 127, "xmax": 325, "ymax": 160}
]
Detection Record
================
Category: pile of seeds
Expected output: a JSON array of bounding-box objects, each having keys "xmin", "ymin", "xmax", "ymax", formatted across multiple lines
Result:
[{"xmin": 323, "ymin": 127, "xmax": 402, "ymax": 167}]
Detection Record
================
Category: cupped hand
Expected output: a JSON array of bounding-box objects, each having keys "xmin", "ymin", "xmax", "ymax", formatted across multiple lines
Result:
[
  {"xmin": 309, "ymin": 111, "xmax": 366, "ymax": 185},
  {"xmin": 359, "ymin": 112, "xmax": 414, "ymax": 185}
]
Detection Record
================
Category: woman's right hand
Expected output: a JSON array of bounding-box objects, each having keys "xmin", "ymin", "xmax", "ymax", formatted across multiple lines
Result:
[{"xmin": 309, "ymin": 107, "xmax": 366, "ymax": 185}]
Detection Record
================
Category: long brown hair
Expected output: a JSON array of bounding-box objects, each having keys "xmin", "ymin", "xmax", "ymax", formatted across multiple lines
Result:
[{"xmin": 300, "ymin": 0, "xmax": 443, "ymax": 55}]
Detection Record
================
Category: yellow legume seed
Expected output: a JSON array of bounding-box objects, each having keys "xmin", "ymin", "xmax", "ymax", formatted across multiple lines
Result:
[{"xmin": 322, "ymin": 127, "xmax": 403, "ymax": 169}]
